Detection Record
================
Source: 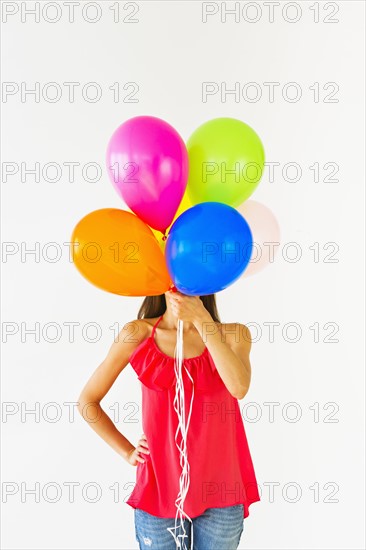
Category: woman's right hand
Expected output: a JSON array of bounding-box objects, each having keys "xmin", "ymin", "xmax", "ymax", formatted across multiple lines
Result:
[{"xmin": 126, "ymin": 433, "xmax": 150, "ymax": 466}]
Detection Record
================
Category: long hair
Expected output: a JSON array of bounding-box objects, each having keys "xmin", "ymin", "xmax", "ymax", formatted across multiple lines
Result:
[{"xmin": 137, "ymin": 294, "xmax": 221, "ymax": 323}]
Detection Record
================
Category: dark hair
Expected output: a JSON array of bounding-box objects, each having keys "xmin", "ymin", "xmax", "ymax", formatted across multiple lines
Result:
[{"xmin": 137, "ymin": 294, "xmax": 221, "ymax": 323}]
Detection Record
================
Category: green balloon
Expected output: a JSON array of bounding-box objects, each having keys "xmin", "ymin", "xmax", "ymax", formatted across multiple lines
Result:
[{"xmin": 186, "ymin": 118, "xmax": 265, "ymax": 207}]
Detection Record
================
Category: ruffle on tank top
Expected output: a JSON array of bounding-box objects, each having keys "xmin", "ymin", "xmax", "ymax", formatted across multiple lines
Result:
[{"xmin": 129, "ymin": 333, "xmax": 225, "ymax": 393}]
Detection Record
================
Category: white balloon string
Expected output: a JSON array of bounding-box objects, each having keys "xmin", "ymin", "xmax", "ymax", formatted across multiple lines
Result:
[{"xmin": 166, "ymin": 318, "xmax": 195, "ymax": 550}]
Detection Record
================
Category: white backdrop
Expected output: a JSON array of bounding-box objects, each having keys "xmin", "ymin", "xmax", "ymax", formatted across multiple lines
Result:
[{"xmin": 1, "ymin": 1, "xmax": 365, "ymax": 549}]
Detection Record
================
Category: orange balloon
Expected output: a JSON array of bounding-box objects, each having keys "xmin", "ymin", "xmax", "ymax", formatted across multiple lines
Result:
[{"xmin": 71, "ymin": 208, "xmax": 173, "ymax": 296}]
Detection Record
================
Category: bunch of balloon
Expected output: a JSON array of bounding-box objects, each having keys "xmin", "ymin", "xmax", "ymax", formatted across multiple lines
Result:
[{"xmin": 71, "ymin": 115, "xmax": 270, "ymax": 298}]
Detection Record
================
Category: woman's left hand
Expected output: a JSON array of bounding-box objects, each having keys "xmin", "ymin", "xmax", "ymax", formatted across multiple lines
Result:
[{"xmin": 168, "ymin": 291, "xmax": 209, "ymax": 323}]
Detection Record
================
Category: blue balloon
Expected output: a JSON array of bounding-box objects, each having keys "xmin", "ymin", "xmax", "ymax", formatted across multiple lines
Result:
[{"xmin": 165, "ymin": 202, "xmax": 253, "ymax": 295}]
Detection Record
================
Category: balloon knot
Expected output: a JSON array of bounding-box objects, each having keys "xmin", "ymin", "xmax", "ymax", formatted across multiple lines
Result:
[{"xmin": 162, "ymin": 235, "xmax": 167, "ymax": 241}]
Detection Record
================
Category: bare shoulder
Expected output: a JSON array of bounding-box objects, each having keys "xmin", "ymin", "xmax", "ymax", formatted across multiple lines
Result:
[
  {"xmin": 221, "ymin": 322, "xmax": 252, "ymax": 349},
  {"xmin": 121, "ymin": 316, "xmax": 160, "ymax": 345},
  {"xmin": 120, "ymin": 318, "xmax": 149, "ymax": 345}
]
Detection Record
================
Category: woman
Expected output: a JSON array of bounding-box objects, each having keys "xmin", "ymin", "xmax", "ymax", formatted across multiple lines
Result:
[{"xmin": 77, "ymin": 289, "xmax": 260, "ymax": 549}]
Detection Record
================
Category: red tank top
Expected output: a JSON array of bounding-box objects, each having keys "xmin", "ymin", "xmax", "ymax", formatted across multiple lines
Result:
[{"xmin": 126, "ymin": 315, "xmax": 260, "ymax": 519}]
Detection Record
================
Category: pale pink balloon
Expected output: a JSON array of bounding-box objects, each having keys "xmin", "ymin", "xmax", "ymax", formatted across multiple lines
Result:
[
  {"xmin": 106, "ymin": 116, "xmax": 188, "ymax": 234},
  {"xmin": 237, "ymin": 200, "xmax": 281, "ymax": 277}
]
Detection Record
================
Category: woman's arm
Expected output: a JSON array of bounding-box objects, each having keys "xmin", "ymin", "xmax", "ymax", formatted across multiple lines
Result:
[
  {"xmin": 194, "ymin": 312, "xmax": 252, "ymax": 400},
  {"xmin": 77, "ymin": 319, "xmax": 148, "ymax": 462},
  {"xmin": 167, "ymin": 291, "xmax": 252, "ymax": 400}
]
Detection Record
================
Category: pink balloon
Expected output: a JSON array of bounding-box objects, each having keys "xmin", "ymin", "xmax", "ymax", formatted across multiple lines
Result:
[
  {"xmin": 237, "ymin": 200, "xmax": 281, "ymax": 277},
  {"xmin": 106, "ymin": 116, "xmax": 188, "ymax": 234}
]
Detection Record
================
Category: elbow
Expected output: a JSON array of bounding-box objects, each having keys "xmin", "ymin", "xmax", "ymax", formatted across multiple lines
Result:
[
  {"xmin": 231, "ymin": 385, "xmax": 249, "ymax": 400},
  {"xmin": 77, "ymin": 396, "xmax": 86, "ymax": 415},
  {"xmin": 77, "ymin": 393, "xmax": 100, "ymax": 416}
]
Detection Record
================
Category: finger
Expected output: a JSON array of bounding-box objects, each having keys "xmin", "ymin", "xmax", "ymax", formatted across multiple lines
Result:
[
  {"xmin": 139, "ymin": 440, "xmax": 149, "ymax": 450},
  {"xmin": 136, "ymin": 455, "xmax": 146, "ymax": 463},
  {"xmin": 137, "ymin": 445, "xmax": 150, "ymax": 454},
  {"xmin": 141, "ymin": 433, "xmax": 147, "ymax": 439}
]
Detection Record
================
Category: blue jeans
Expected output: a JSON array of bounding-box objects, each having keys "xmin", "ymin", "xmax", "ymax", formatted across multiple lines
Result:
[{"xmin": 134, "ymin": 504, "xmax": 244, "ymax": 549}]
